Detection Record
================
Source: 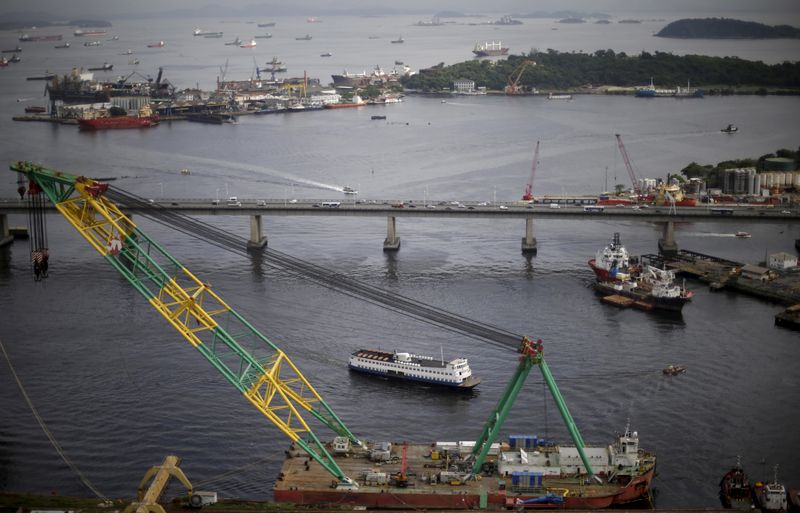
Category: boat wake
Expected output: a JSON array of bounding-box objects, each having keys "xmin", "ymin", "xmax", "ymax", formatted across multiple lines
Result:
[{"xmin": 683, "ymin": 232, "xmax": 739, "ymax": 238}]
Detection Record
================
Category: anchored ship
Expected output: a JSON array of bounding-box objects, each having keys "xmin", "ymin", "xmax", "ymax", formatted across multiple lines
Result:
[
  {"xmin": 348, "ymin": 349, "xmax": 480, "ymax": 389},
  {"xmin": 473, "ymin": 41, "xmax": 509, "ymax": 57}
]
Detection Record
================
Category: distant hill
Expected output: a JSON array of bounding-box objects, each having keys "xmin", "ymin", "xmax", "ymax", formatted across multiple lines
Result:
[{"xmin": 656, "ymin": 18, "xmax": 800, "ymax": 39}]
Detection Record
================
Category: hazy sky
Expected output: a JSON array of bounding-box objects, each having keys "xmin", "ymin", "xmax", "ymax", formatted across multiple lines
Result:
[{"xmin": 3, "ymin": 0, "xmax": 799, "ymax": 19}]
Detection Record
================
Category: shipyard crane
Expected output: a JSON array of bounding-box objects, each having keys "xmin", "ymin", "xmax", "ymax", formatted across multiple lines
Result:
[
  {"xmin": 391, "ymin": 442, "xmax": 409, "ymax": 487},
  {"xmin": 521, "ymin": 140, "xmax": 539, "ymax": 201},
  {"xmin": 465, "ymin": 337, "xmax": 597, "ymax": 482},
  {"xmin": 504, "ymin": 60, "xmax": 535, "ymax": 95},
  {"xmin": 9, "ymin": 161, "xmax": 362, "ymax": 489},
  {"xmin": 615, "ymin": 134, "xmax": 642, "ymax": 199}
]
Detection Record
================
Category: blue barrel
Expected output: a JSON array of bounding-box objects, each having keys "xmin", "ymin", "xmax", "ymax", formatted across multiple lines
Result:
[
  {"xmin": 511, "ymin": 472, "xmax": 521, "ymax": 485},
  {"xmin": 533, "ymin": 435, "xmax": 538, "ymax": 447}
]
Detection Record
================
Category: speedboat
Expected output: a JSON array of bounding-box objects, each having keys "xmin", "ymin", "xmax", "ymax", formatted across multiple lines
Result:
[
  {"xmin": 662, "ymin": 365, "xmax": 686, "ymax": 376},
  {"xmin": 721, "ymin": 124, "xmax": 738, "ymax": 134},
  {"xmin": 735, "ymin": 231, "xmax": 751, "ymax": 238}
]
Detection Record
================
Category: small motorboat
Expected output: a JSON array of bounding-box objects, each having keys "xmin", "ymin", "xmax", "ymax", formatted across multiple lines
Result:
[
  {"xmin": 662, "ymin": 365, "xmax": 686, "ymax": 376},
  {"xmin": 320, "ymin": 52, "xmax": 332, "ymax": 57},
  {"xmin": 735, "ymin": 231, "xmax": 751, "ymax": 238},
  {"xmin": 721, "ymin": 124, "xmax": 738, "ymax": 134}
]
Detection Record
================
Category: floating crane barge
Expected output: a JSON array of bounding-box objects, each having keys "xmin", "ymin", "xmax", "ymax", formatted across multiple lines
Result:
[{"xmin": 10, "ymin": 161, "xmax": 656, "ymax": 510}]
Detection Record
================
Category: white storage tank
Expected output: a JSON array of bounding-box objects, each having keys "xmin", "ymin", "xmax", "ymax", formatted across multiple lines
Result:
[{"xmin": 794, "ymin": 172, "xmax": 800, "ymax": 187}]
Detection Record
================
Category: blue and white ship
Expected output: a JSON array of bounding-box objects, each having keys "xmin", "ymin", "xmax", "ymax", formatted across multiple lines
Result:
[{"xmin": 348, "ymin": 349, "xmax": 480, "ymax": 389}]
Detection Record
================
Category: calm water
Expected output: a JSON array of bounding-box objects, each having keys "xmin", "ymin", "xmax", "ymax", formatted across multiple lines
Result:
[{"xmin": 1, "ymin": 15, "xmax": 799, "ymax": 507}]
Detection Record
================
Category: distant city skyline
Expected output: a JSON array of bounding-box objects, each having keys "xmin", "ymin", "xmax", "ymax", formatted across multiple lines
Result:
[{"xmin": 2, "ymin": 0, "xmax": 799, "ymax": 21}]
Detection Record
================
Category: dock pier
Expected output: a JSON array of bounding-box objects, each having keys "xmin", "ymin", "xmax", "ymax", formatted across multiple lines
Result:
[
  {"xmin": 521, "ymin": 216, "xmax": 537, "ymax": 254},
  {"xmin": 247, "ymin": 214, "xmax": 268, "ymax": 250},
  {"xmin": 383, "ymin": 216, "xmax": 400, "ymax": 251}
]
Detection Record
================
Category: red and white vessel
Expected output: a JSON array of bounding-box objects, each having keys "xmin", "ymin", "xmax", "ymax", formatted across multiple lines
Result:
[
  {"xmin": 147, "ymin": 40, "xmax": 165, "ymax": 48},
  {"xmin": 77, "ymin": 105, "xmax": 159, "ymax": 130},
  {"xmin": 588, "ymin": 232, "xmax": 632, "ymax": 281},
  {"xmin": 239, "ymin": 39, "xmax": 257, "ymax": 48}
]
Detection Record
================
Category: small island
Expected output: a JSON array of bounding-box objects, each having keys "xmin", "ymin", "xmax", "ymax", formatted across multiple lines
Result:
[{"xmin": 656, "ymin": 18, "xmax": 800, "ymax": 39}]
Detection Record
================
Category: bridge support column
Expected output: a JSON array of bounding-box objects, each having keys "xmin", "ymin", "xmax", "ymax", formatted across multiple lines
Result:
[
  {"xmin": 521, "ymin": 216, "xmax": 537, "ymax": 254},
  {"xmin": 247, "ymin": 214, "xmax": 268, "ymax": 250},
  {"xmin": 658, "ymin": 220, "xmax": 678, "ymax": 257},
  {"xmin": 0, "ymin": 214, "xmax": 12, "ymax": 248},
  {"xmin": 383, "ymin": 216, "xmax": 400, "ymax": 251}
]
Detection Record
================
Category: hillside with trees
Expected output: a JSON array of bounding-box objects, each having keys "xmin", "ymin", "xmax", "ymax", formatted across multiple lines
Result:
[
  {"xmin": 400, "ymin": 50, "xmax": 800, "ymax": 92},
  {"xmin": 656, "ymin": 18, "xmax": 800, "ymax": 39}
]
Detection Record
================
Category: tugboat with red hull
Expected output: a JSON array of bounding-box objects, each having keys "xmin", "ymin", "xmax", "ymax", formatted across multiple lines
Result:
[{"xmin": 719, "ymin": 457, "xmax": 754, "ymax": 509}]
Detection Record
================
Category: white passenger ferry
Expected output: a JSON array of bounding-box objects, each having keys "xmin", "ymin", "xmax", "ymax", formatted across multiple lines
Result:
[{"xmin": 348, "ymin": 349, "xmax": 481, "ymax": 389}]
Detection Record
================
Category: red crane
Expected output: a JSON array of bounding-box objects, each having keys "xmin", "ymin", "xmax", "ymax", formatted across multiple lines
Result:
[
  {"xmin": 615, "ymin": 134, "xmax": 642, "ymax": 198},
  {"xmin": 522, "ymin": 140, "xmax": 539, "ymax": 201},
  {"xmin": 392, "ymin": 442, "xmax": 409, "ymax": 487}
]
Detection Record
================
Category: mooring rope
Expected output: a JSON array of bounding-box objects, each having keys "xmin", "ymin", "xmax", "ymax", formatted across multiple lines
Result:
[{"xmin": 0, "ymin": 336, "xmax": 108, "ymax": 500}]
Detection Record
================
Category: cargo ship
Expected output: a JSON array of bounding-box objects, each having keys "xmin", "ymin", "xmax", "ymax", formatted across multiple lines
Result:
[
  {"xmin": 331, "ymin": 70, "xmax": 370, "ymax": 87},
  {"xmin": 77, "ymin": 105, "xmax": 159, "ymax": 130},
  {"xmin": 274, "ymin": 426, "xmax": 655, "ymax": 508},
  {"xmin": 472, "ymin": 41, "xmax": 509, "ymax": 57},
  {"xmin": 348, "ymin": 348, "xmax": 480, "ymax": 389}
]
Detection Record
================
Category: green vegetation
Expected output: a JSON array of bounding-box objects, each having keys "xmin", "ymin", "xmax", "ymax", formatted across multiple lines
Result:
[
  {"xmin": 656, "ymin": 18, "xmax": 800, "ymax": 39},
  {"xmin": 680, "ymin": 147, "xmax": 800, "ymax": 187},
  {"xmin": 400, "ymin": 50, "xmax": 800, "ymax": 92}
]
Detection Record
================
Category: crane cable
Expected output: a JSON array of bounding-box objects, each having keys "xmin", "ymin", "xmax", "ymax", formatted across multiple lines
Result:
[
  {"xmin": 0, "ymin": 335, "xmax": 108, "ymax": 500},
  {"xmin": 105, "ymin": 188, "xmax": 524, "ymax": 351}
]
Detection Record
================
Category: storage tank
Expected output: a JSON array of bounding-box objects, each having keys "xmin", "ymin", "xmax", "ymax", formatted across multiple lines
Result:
[
  {"xmin": 775, "ymin": 173, "xmax": 785, "ymax": 188},
  {"xmin": 754, "ymin": 173, "xmax": 761, "ymax": 192},
  {"xmin": 763, "ymin": 157, "xmax": 796, "ymax": 172},
  {"xmin": 785, "ymin": 172, "xmax": 793, "ymax": 186},
  {"xmin": 794, "ymin": 172, "xmax": 800, "ymax": 187}
]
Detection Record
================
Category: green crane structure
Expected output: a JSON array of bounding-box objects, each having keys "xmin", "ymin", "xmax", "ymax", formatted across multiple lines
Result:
[
  {"xmin": 10, "ymin": 161, "xmax": 361, "ymax": 487},
  {"xmin": 468, "ymin": 336, "xmax": 596, "ymax": 480}
]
